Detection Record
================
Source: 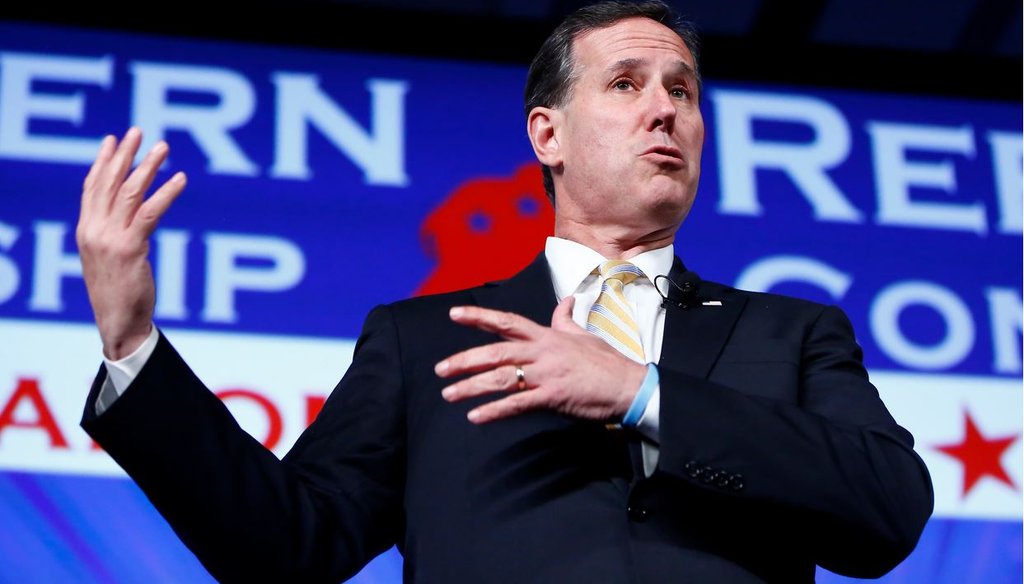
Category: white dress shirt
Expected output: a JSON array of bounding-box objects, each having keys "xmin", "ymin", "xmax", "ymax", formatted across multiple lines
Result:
[{"xmin": 98, "ymin": 237, "xmax": 676, "ymax": 475}]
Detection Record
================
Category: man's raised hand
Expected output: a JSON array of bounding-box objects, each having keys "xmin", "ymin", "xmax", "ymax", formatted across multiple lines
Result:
[{"xmin": 76, "ymin": 127, "xmax": 186, "ymax": 360}]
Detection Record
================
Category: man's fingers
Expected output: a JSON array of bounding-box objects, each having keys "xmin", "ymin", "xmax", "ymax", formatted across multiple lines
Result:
[
  {"xmin": 435, "ymin": 340, "xmax": 524, "ymax": 378},
  {"xmin": 131, "ymin": 172, "xmax": 187, "ymax": 235},
  {"xmin": 448, "ymin": 306, "xmax": 540, "ymax": 340},
  {"xmin": 112, "ymin": 140, "xmax": 170, "ymax": 228},
  {"xmin": 81, "ymin": 135, "xmax": 117, "ymax": 218},
  {"xmin": 99, "ymin": 127, "xmax": 143, "ymax": 198},
  {"xmin": 441, "ymin": 364, "xmax": 528, "ymax": 402},
  {"xmin": 466, "ymin": 390, "xmax": 544, "ymax": 424}
]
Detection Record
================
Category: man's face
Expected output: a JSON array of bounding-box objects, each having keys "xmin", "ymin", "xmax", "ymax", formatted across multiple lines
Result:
[{"xmin": 550, "ymin": 17, "xmax": 704, "ymax": 239}]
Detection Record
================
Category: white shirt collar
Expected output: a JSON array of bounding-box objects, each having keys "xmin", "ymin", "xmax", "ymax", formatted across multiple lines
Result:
[{"xmin": 544, "ymin": 236, "xmax": 675, "ymax": 300}]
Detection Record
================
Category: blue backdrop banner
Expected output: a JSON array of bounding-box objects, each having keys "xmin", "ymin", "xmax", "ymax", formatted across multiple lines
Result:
[{"xmin": 0, "ymin": 21, "xmax": 1020, "ymax": 583}]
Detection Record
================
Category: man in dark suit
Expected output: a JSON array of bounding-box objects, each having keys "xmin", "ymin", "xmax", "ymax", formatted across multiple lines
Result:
[{"xmin": 76, "ymin": 2, "xmax": 933, "ymax": 582}]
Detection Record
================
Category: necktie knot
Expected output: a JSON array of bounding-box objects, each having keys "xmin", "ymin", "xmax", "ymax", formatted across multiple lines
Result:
[{"xmin": 597, "ymin": 260, "xmax": 644, "ymax": 286}]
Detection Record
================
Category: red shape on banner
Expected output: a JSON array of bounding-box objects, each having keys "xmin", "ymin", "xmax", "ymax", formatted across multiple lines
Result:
[
  {"xmin": 0, "ymin": 377, "xmax": 69, "ymax": 448},
  {"xmin": 415, "ymin": 163, "xmax": 553, "ymax": 296},
  {"xmin": 306, "ymin": 394, "xmax": 327, "ymax": 426},
  {"xmin": 935, "ymin": 410, "xmax": 1018, "ymax": 496}
]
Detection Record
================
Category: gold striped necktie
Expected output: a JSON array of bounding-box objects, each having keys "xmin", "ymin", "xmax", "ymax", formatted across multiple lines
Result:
[{"xmin": 586, "ymin": 260, "xmax": 646, "ymax": 363}]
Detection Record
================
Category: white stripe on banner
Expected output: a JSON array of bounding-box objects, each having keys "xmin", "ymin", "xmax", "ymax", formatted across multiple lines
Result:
[
  {"xmin": 0, "ymin": 319, "xmax": 1019, "ymax": 520},
  {"xmin": 0, "ymin": 318, "xmax": 355, "ymax": 476}
]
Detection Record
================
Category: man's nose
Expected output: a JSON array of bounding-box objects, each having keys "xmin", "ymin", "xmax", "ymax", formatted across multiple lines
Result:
[{"xmin": 646, "ymin": 86, "xmax": 677, "ymax": 133}]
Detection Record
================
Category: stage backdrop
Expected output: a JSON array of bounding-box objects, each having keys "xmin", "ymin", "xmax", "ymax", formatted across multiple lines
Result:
[{"xmin": 0, "ymin": 21, "xmax": 1020, "ymax": 584}]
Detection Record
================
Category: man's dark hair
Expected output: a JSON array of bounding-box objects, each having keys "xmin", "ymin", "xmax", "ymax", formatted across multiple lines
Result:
[{"xmin": 524, "ymin": 0, "xmax": 702, "ymax": 205}]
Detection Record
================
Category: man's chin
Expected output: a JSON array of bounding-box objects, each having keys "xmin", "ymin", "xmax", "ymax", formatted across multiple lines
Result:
[{"xmin": 639, "ymin": 186, "xmax": 694, "ymax": 220}]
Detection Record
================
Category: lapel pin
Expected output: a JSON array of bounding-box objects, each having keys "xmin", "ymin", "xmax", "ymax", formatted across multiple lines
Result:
[{"xmin": 702, "ymin": 300, "xmax": 722, "ymax": 306}]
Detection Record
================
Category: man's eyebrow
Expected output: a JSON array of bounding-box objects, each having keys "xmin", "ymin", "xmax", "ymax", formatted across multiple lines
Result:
[
  {"xmin": 604, "ymin": 58, "xmax": 698, "ymax": 80},
  {"xmin": 604, "ymin": 57, "xmax": 647, "ymax": 76},
  {"xmin": 669, "ymin": 61, "xmax": 699, "ymax": 80}
]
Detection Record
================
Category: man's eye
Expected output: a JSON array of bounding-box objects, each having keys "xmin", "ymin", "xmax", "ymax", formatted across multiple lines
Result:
[
  {"xmin": 670, "ymin": 87, "xmax": 689, "ymax": 99},
  {"xmin": 613, "ymin": 80, "xmax": 634, "ymax": 90}
]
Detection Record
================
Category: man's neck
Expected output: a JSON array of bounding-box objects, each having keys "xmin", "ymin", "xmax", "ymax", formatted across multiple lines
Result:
[{"xmin": 554, "ymin": 218, "xmax": 677, "ymax": 260}]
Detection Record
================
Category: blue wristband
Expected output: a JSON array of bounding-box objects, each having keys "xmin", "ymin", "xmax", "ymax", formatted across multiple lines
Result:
[{"xmin": 622, "ymin": 363, "xmax": 659, "ymax": 428}]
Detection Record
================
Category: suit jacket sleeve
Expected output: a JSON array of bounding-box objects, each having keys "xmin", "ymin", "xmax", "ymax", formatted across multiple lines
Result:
[
  {"xmin": 80, "ymin": 305, "xmax": 406, "ymax": 583},
  {"xmin": 653, "ymin": 303, "xmax": 934, "ymax": 578}
]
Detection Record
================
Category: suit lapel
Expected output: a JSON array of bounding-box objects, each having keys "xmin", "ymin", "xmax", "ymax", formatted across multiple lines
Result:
[
  {"xmin": 470, "ymin": 253, "xmax": 558, "ymax": 326},
  {"xmin": 660, "ymin": 257, "xmax": 747, "ymax": 379}
]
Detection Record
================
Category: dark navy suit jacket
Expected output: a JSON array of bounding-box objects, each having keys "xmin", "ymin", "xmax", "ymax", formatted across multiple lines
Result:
[{"xmin": 82, "ymin": 254, "xmax": 933, "ymax": 583}]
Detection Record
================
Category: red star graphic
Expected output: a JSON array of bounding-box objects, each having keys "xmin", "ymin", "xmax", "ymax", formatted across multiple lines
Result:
[{"xmin": 935, "ymin": 410, "xmax": 1018, "ymax": 497}]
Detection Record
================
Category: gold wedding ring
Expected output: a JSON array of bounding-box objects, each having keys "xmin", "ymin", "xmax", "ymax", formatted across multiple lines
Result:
[{"xmin": 515, "ymin": 365, "xmax": 527, "ymax": 391}]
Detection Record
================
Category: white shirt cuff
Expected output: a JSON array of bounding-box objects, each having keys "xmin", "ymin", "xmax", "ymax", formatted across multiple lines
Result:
[
  {"xmin": 96, "ymin": 325, "xmax": 159, "ymax": 415},
  {"xmin": 636, "ymin": 385, "xmax": 660, "ymax": 443},
  {"xmin": 637, "ymin": 386, "xmax": 660, "ymax": 477}
]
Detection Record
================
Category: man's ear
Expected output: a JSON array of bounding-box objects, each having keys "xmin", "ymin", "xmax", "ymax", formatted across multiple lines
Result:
[{"xmin": 527, "ymin": 107, "xmax": 563, "ymax": 169}]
